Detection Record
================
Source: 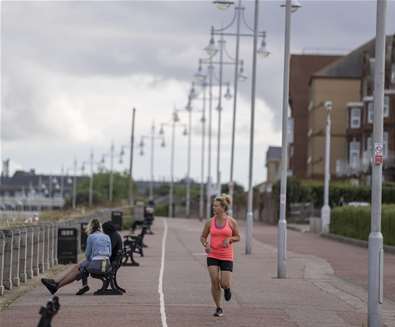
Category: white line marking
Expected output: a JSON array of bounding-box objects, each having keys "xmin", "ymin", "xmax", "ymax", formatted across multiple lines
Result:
[{"xmin": 158, "ymin": 218, "xmax": 168, "ymax": 327}]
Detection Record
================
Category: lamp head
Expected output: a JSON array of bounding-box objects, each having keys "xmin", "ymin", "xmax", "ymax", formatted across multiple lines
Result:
[
  {"xmin": 324, "ymin": 101, "xmax": 333, "ymax": 111},
  {"xmin": 213, "ymin": 0, "xmax": 234, "ymax": 10},
  {"xmin": 281, "ymin": 0, "xmax": 302, "ymax": 13}
]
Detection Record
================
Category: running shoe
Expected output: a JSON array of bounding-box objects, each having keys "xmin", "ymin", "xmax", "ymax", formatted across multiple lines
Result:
[
  {"xmin": 41, "ymin": 278, "xmax": 58, "ymax": 295},
  {"xmin": 213, "ymin": 307, "xmax": 223, "ymax": 317},
  {"xmin": 224, "ymin": 288, "xmax": 232, "ymax": 301},
  {"xmin": 76, "ymin": 285, "xmax": 90, "ymax": 295}
]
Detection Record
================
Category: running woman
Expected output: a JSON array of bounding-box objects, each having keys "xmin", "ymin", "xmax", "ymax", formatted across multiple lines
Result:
[{"xmin": 200, "ymin": 194, "xmax": 240, "ymax": 317}]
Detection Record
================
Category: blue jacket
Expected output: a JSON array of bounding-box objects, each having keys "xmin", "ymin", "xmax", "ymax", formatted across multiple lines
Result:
[{"xmin": 85, "ymin": 231, "xmax": 111, "ymax": 261}]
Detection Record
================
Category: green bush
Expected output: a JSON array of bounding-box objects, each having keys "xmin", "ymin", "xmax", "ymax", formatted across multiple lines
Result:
[
  {"xmin": 330, "ymin": 205, "xmax": 395, "ymax": 246},
  {"xmin": 273, "ymin": 177, "xmax": 395, "ymax": 209}
]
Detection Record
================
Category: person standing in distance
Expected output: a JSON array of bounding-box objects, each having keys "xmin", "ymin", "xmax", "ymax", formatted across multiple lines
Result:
[{"xmin": 200, "ymin": 194, "xmax": 240, "ymax": 317}]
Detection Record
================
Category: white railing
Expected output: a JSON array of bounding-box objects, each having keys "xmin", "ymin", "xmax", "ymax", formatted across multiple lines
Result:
[{"xmin": 336, "ymin": 151, "xmax": 395, "ymax": 178}]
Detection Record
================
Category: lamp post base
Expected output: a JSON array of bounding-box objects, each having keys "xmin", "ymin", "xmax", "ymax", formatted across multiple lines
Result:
[
  {"xmin": 277, "ymin": 219, "xmax": 287, "ymax": 278},
  {"xmin": 321, "ymin": 205, "xmax": 331, "ymax": 234},
  {"xmin": 368, "ymin": 232, "xmax": 383, "ymax": 327}
]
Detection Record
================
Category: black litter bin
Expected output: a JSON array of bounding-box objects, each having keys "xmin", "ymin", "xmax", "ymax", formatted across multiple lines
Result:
[
  {"xmin": 57, "ymin": 228, "xmax": 78, "ymax": 264},
  {"xmin": 80, "ymin": 222, "xmax": 88, "ymax": 251},
  {"xmin": 111, "ymin": 211, "xmax": 123, "ymax": 231}
]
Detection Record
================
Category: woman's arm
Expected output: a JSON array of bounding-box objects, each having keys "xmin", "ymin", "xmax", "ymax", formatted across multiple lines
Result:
[
  {"xmin": 85, "ymin": 235, "xmax": 92, "ymax": 261},
  {"xmin": 200, "ymin": 220, "xmax": 211, "ymax": 247},
  {"xmin": 229, "ymin": 218, "xmax": 241, "ymax": 243}
]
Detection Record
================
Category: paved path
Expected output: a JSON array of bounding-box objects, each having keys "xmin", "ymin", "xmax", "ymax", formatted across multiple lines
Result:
[
  {"xmin": 1, "ymin": 218, "xmax": 395, "ymax": 327},
  {"xmin": 253, "ymin": 223, "xmax": 395, "ymax": 302}
]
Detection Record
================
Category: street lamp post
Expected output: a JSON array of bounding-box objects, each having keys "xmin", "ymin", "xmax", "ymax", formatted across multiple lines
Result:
[
  {"xmin": 277, "ymin": 0, "xmax": 301, "ymax": 278},
  {"xmin": 128, "ymin": 107, "xmax": 136, "ymax": 206},
  {"xmin": 211, "ymin": 0, "xmax": 269, "ymax": 215},
  {"xmin": 186, "ymin": 98, "xmax": 193, "ymax": 218},
  {"xmin": 198, "ymin": 60, "xmax": 237, "ymax": 219},
  {"xmin": 321, "ymin": 101, "xmax": 333, "ymax": 233},
  {"xmin": 368, "ymin": 1, "xmax": 387, "ymax": 326},
  {"xmin": 245, "ymin": 0, "xmax": 259, "ymax": 255},
  {"xmin": 186, "ymin": 79, "xmax": 208, "ymax": 220},
  {"xmin": 72, "ymin": 159, "xmax": 77, "ymax": 209},
  {"xmin": 89, "ymin": 151, "xmax": 94, "ymax": 207},
  {"xmin": 139, "ymin": 122, "xmax": 165, "ymax": 201},
  {"xmin": 159, "ymin": 111, "xmax": 187, "ymax": 218},
  {"xmin": 109, "ymin": 142, "xmax": 114, "ymax": 203}
]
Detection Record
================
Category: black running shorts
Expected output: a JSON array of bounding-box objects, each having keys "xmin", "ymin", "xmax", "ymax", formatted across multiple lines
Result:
[{"xmin": 207, "ymin": 257, "xmax": 233, "ymax": 272}]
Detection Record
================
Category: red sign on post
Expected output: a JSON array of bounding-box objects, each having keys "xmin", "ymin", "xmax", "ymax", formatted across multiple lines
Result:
[{"xmin": 374, "ymin": 143, "xmax": 384, "ymax": 166}]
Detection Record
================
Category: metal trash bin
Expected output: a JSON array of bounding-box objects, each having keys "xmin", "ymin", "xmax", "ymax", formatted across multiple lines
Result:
[
  {"xmin": 57, "ymin": 228, "xmax": 78, "ymax": 264},
  {"xmin": 111, "ymin": 211, "xmax": 123, "ymax": 231},
  {"xmin": 80, "ymin": 223, "xmax": 88, "ymax": 252}
]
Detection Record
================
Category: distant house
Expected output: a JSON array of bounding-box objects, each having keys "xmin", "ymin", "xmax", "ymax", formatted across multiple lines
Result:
[
  {"xmin": 0, "ymin": 170, "xmax": 82, "ymax": 210},
  {"xmin": 289, "ymin": 54, "xmax": 342, "ymax": 179},
  {"xmin": 289, "ymin": 34, "xmax": 395, "ymax": 182},
  {"xmin": 265, "ymin": 146, "xmax": 282, "ymax": 186}
]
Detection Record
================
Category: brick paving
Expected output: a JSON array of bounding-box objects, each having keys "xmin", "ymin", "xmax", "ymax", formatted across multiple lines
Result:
[
  {"xmin": 252, "ymin": 223, "xmax": 395, "ymax": 302},
  {"xmin": 0, "ymin": 218, "xmax": 394, "ymax": 327}
]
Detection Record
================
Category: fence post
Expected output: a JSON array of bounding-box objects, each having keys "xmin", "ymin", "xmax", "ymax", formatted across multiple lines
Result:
[
  {"xmin": 54, "ymin": 223, "xmax": 58, "ymax": 265},
  {"xmin": 49, "ymin": 223, "xmax": 55, "ymax": 267},
  {"xmin": 26, "ymin": 227, "xmax": 34, "ymax": 279},
  {"xmin": 39, "ymin": 225, "xmax": 46, "ymax": 273},
  {"xmin": 44, "ymin": 224, "xmax": 50, "ymax": 271},
  {"xmin": 33, "ymin": 226, "xmax": 40, "ymax": 276},
  {"xmin": 19, "ymin": 228, "xmax": 28, "ymax": 283},
  {"xmin": 0, "ymin": 231, "xmax": 5, "ymax": 295},
  {"xmin": 3, "ymin": 230, "xmax": 13, "ymax": 290},
  {"xmin": 12, "ymin": 228, "xmax": 21, "ymax": 287}
]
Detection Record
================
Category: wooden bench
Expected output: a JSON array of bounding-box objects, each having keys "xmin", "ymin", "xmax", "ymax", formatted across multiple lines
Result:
[
  {"xmin": 122, "ymin": 227, "xmax": 147, "ymax": 266},
  {"xmin": 87, "ymin": 252, "xmax": 125, "ymax": 295}
]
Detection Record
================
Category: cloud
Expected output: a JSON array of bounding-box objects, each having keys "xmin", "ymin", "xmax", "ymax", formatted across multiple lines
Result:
[{"xmin": 1, "ymin": 0, "xmax": 395, "ymax": 187}]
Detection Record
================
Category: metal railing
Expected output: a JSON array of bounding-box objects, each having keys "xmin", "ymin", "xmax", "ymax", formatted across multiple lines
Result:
[{"xmin": 0, "ymin": 209, "xmax": 112, "ymax": 296}]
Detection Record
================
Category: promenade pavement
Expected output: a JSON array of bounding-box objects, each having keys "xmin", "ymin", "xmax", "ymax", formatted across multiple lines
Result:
[{"xmin": 0, "ymin": 217, "xmax": 394, "ymax": 327}]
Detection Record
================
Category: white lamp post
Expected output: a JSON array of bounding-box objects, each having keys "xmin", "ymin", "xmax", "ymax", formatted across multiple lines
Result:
[
  {"xmin": 321, "ymin": 100, "xmax": 333, "ymax": 233},
  {"xmin": 278, "ymin": 0, "xmax": 301, "ymax": 277}
]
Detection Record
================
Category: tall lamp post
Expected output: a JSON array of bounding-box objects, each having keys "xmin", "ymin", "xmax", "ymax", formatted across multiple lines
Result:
[
  {"xmin": 72, "ymin": 159, "xmax": 77, "ymax": 209},
  {"xmin": 277, "ymin": 0, "xmax": 301, "ymax": 277},
  {"xmin": 139, "ymin": 121, "xmax": 165, "ymax": 201},
  {"xmin": 210, "ymin": 0, "xmax": 270, "ymax": 215},
  {"xmin": 128, "ymin": 107, "xmax": 136, "ymax": 206},
  {"xmin": 321, "ymin": 101, "xmax": 333, "ymax": 233},
  {"xmin": 196, "ymin": 57, "xmax": 236, "ymax": 219},
  {"xmin": 159, "ymin": 111, "xmax": 188, "ymax": 218},
  {"xmin": 190, "ymin": 76, "xmax": 209, "ymax": 220},
  {"xmin": 368, "ymin": 0, "xmax": 387, "ymax": 326}
]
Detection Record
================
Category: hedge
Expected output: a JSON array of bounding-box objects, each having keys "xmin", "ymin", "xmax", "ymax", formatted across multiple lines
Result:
[
  {"xmin": 273, "ymin": 178, "xmax": 395, "ymax": 209},
  {"xmin": 330, "ymin": 205, "xmax": 395, "ymax": 246}
]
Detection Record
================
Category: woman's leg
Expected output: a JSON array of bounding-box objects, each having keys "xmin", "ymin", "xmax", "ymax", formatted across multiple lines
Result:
[
  {"xmin": 208, "ymin": 266, "xmax": 221, "ymax": 308},
  {"xmin": 220, "ymin": 271, "xmax": 232, "ymax": 290},
  {"xmin": 56, "ymin": 264, "xmax": 81, "ymax": 288}
]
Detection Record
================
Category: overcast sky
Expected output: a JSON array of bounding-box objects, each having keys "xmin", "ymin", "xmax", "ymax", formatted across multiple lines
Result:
[{"xmin": 1, "ymin": 0, "xmax": 395, "ymax": 189}]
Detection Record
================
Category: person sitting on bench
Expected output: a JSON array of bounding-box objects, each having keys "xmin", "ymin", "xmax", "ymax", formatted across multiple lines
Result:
[
  {"xmin": 102, "ymin": 221, "xmax": 122, "ymax": 263},
  {"xmin": 41, "ymin": 218, "xmax": 111, "ymax": 295}
]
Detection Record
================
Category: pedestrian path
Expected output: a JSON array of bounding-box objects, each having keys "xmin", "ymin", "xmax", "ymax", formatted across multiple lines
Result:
[{"xmin": 1, "ymin": 218, "xmax": 394, "ymax": 327}]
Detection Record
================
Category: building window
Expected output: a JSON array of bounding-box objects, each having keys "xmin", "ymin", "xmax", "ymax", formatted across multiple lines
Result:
[
  {"xmin": 384, "ymin": 96, "xmax": 390, "ymax": 118},
  {"xmin": 367, "ymin": 96, "xmax": 389, "ymax": 123},
  {"xmin": 368, "ymin": 102, "xmax": 374, "ymax": 123},
  {"xmin": 350, "ymin": 107, "xmax": 361, "ymax": 128},
  {"xmin": 367, "ymin": 135, "xmax": 372, "ymax": 153},
  {"xmin": 349, "ymin": 140, "xmax": 360, "ymax": 169},
  {"xmin": 384, "ymin": 131, "xmax": 388, "ymax": 158}
]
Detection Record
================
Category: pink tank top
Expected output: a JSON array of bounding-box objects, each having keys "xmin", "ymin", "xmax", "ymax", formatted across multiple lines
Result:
[{"xmin": 208, "ymin": 216, "xmax": 234, "ymax": 261}]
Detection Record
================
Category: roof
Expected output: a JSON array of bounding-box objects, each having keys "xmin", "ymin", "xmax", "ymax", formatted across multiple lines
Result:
[
  {"xmin": 266, "ymin": 146, "xmax": 282, "ymax": 162},
  {"xmin": 313, "ymin": 34, "xmax": 394, "ymax": 79}
]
